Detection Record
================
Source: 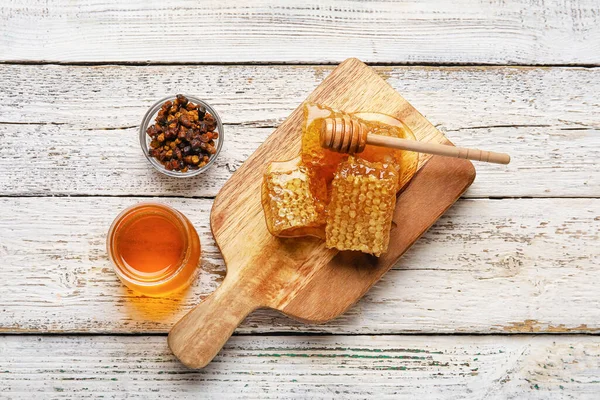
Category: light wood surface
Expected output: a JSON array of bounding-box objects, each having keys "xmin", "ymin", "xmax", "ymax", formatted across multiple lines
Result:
[
  {"xmin": 0, "ymin": 64, "xmax": 597, "ymax": 198},
  {"xmin": 168, "ymin": 58, "xmax": 475, "ymax": 368},
  {"xmin": 1, "ymin": 0, "xmax": 599, "ymax": 396},
  {"xmin": 0, "ymin": 196, "xmax": 598, "ymax": 334},
  {"xmin": 2, "ymin": 335, "xmax": 600, "ymax": 399},
  {"xmin": 0, "ymin": 61, "xmax": 598, "ymax": 393},
  {"xmin": 1, "ymin": 0, "xmax": 599, "ymax": 64}
]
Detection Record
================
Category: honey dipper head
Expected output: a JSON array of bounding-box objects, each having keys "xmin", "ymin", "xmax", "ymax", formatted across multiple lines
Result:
[{"xmin": 320, "ymin": 117, "xmax": 368, "ymax": 154}]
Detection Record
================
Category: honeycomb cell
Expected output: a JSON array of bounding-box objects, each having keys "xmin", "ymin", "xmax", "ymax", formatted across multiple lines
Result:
[
  {"xmin": 325, "ymin": 156, "xmax": 398, "ymax": 256},
  {"xmin": 261, "ymin": 157, "xmax": 327, "ymax": 238}
]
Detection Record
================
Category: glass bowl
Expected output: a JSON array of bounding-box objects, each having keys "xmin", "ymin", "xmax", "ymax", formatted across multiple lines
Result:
[{"xmin": 139, "ymin": 95, "xmax": 224, "ymax": 178}]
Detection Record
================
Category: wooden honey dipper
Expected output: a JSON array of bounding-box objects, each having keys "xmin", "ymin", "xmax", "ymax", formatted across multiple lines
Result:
[{"xmin": 320, "ymin": 116, "xmax": 511, "ymax": 164}]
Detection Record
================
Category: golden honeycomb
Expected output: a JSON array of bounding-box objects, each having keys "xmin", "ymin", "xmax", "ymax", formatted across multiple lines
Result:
[
  {"xmin": 263, "ymin": 103, "xmax": 418, "ymax": 256},
  {"xmin": 261, "ymin": 157, "xmax": 327, "ymax": 238},
  {"xmin": 325, "ymin": 156, "xmax": 398, "ymax": 256},
  {"xmin": 301, "ymin": 103, "xmax": 349, "ymax": 183}
]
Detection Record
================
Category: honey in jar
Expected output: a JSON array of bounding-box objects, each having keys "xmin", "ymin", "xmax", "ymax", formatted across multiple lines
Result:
[{"xmin": 107, "ymin": 203, "xmax": 200, "ymax": 296}]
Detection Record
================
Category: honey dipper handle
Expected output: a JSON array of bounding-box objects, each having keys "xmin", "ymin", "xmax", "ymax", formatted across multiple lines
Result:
[
  {"xmin": 168, "ymin": 276, "xmax": 258, "ymax": 368},
  {"xmin": 367, "ymin": 134, "xmax": 511, "ymax": 165}
]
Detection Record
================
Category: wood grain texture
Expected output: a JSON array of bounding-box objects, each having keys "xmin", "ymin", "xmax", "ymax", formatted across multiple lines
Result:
[
  {"xmin": 1, "ymin": 0, "xmax": 598, "ymax": 392},
  {"xmin": 0, "ymin": 64, "xmax": 598, "ymax": 198},
  {"xmin": 167, "ymin": 58, "xmax": 475, "ymax": 368},
  {"xmin": 0, "ymin": 196, "xmax": 597, "ymax": 334},
  {"xmin": 1, "ymin": 0, "xmax": 599, "ymax": 64},
  {"xmin": 2, "ymin": 335, "xmax": 600, "ymax": 399}
]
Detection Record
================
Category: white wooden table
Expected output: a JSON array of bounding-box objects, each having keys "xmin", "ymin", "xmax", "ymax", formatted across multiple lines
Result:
[{"xmin": 1, "ymin": 1, "xmax": 599, "ymax": 398}]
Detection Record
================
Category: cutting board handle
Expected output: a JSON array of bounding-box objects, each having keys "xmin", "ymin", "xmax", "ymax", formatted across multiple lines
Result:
[{"xmin": 168, "ymin": 276, "xmax": 258, "ymax": 368}]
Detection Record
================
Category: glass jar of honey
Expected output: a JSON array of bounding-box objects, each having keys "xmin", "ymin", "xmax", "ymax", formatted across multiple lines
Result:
[{"xmin": 107, "ymin": 203, "xmax": 200, "ymax": 296}]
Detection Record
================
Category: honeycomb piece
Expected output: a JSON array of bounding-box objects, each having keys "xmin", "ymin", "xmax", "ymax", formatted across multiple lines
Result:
[
  {"xmin": 301, "ymin": 103, "xmax": 348, "ymax": 183},
  {"xmin": 325, "ymin": 156, "xmax": 398, "ymax": 256},
  {"xmin": 351, "ymin": 112, "xmax": 419, "ymax": 192},
  {"xmin": 302, "ymin": 103, "xmax": 418, "ymax": 191},
  {"xmin": 261, "ymin": 157, "xmax": 327, "ymax": 238}
]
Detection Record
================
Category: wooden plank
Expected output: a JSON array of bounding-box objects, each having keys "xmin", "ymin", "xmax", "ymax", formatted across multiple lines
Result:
[
  {"xmin": 0, "ymin": 196, "xmax": 597, "ymax": 334},
  {"xmin": 1, "ymin": 335, "xmax": 599, "ymax": 398},
  {"xmin": 1, "ymin": 0, "xmax": 599, "ymax": 64},
  {"xmin": 0, "ymin": 65, "xmax": 598, "ymax": 198}
]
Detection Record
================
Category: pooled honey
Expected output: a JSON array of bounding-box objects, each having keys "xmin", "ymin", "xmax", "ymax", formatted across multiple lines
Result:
[
  {"xmin": 301, "ymin": 103, "xmax": 349, "ymax": 182},
  {"xmin": 302, "ymin": 103, "xmax": 418, "ymax": 189},
  {"xmin": 107, "ymin": 203, "xmax": 201, "ymax": 296}
]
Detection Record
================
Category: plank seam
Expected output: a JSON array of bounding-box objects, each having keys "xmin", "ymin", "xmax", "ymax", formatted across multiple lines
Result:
[
  {"xmin": 1, "ymin": 331, "xmax": 599, "ymax": 337},
  {"xmin": 0, "ymin": 121, "xmax": 278, "ymax": 130},
  {"xmin": 5, "ymin": 122, "xmax": 596, "ymax": 131},
  {"xmin": 1, "ymin": 61, "xmax": 600, "ymax": 68},
  {"xmin": 0, "ymin": 195, "xmax": 597, "ymax": 200}
]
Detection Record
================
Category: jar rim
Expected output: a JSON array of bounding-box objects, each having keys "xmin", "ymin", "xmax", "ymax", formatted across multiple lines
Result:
[{"xmin": 106, "ymin": 202, "xmax": 197, "ymax": 287}]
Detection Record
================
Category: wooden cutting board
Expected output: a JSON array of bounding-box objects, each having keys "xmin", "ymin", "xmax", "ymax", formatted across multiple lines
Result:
[{"xmin": 168, "ymin": 58, "xmax": 476, "ymax": 368}]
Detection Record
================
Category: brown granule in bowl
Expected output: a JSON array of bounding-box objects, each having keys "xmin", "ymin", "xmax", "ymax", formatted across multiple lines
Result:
[{"xmin": 146, "ymin": 94, "xmax": 219, "ymax": 172}]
